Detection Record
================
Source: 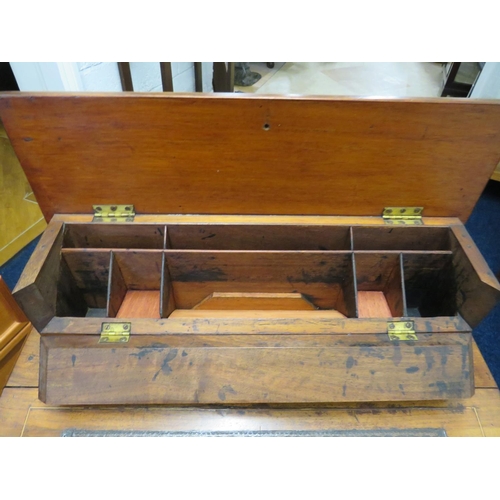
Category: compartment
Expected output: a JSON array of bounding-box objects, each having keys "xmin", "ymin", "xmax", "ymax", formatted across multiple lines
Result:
[
  {"xmin": 58, "ymin": 249, "xmax": 162, "ymax": 318},
  {"xmin": 63, "ymin": 224, "xmax": 166, "ymax": 249},
  {"xmin": 57, "ymin": 250, "xmax": 111, "ymax": 317},
  {"xmin": 352, "ymin": 226, "xmax": 451, "ymax": 251},
  {"xmin": 162, "ymin": 250, "xmax": 357, "ymax": 317},
  {"xmin": 354, "ymin": 253, "xmax": 405, "ymax": 318},
  {"xmin": 166, "ymin": 225, "xmax": 352, "ymax": 250},
  {"xmin": 403, "ymin": 253, "xmax": 458, "ymax": 317}
]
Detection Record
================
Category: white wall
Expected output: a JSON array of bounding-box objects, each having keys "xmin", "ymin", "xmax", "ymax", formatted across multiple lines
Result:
[
  {"xmin": 11, "ymin": 62, "xmax": 213, "ymax": 92},
  {"xmin": 471, "ymin": 63, "xmax": 500, "ymax": 99}
]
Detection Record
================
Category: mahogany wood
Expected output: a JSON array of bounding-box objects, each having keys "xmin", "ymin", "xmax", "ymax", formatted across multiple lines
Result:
[
  {"xmin": 357, "ymin": 291, "xmax": 392, "ymax": 318},
  {"xmin": 116, "ymin": 291, "xmax": 161, "ymax": 318},
  {"xmin": 2, "ymin": 94, "xmax": 500, "ymax": 221}
]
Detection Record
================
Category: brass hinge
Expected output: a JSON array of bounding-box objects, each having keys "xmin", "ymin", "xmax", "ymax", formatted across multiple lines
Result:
[
  {"xmin": 93, "ymin": 205, "xmax": 135, "ymax": 223},
  {"xmin": 387, "ymin": 321, "xmax": 418, "ymax": 341},
  {"xmin": 387, "ymin": 321, "xmax": 418, "ymax": 340},
  {"xmin": 382, "ymin": 207, "xmax": 423, "ymax": 226},
  {"xmin": 99, "ymin": 322, "xmax": 131, "ymax": 343}
]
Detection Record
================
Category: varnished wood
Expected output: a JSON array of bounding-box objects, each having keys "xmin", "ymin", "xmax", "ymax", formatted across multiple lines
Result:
[
  {"xmin": 2, "ymin": 94, "xmax": 500, "ymax": 221},
  {"xmin": 0, "ymin": 338, "xmax": 496, "ymax": 436},
  {"xmin": 352, "ymin": 226, "xmax": 451, "ymax": 251},
  {"xmin": 0, "ymin": 277, "xmax": 31, "ymax": 395},
  {"xmin": 53, "ymin": 214, "xmax": 466, "ymax": 226},
  {"xmin": 357, "ymin": 291, "xmax": 392, "ymax": 318},
  {"xmin": 167, "ymin": 224, "xmax": 351, "ymax": 250},
  {"xmin": 18, "ymin": 399, "xmax": 485, "ymax": 437},
  {"xmin": 107, "ymin": 252, "xmax": 127, "ymax": 317},
  {"xmin": 116, "ymin": 290, "xmax": 161, "ymax": 318},
  {"xmin": 39, "ymin": 332, "xmax": 473, "ymax": 405},
  {"xmin": 41, "ymin": 315, "xmax": 471, "ymax": 335},
  {"xmin": 6, "ymin": 329, "xmax": 39, "ymax": 388},
  {"xmin": 164, "ymin": 250, "xmax": 354, "ymax": 311},
  {"xmin": 63, "ymin": 223, "xmax": 165, "ymax": 249},
  {"xmin": 192, "ymin": 292, "xmax": 318, "ymax": 310},
  {"xmin": 168, "ymin": 310, "xmax": 347, "ymax": 319}
]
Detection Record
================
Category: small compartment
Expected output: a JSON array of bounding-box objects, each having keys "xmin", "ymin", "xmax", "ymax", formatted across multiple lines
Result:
[
  {"xmin": 57, "ymin": 249, "xmax": 162, "ymax": 318},
  {"xmin": 352, "ymin": 226, "xmax": 451, "ymax": 251},
  {"xmin": 108, "ymin": 251, "xmax": 163, "ymax": 318},
  {"xmin": 63, "ymin": 224, "xmax": 166, "ymax": 249},
  {"xmin": 166, "ymin": 225, "xmax": 352, "ymax": 250},
  {"xmin": 162, "ymin": 250, "xmax": 357, "ymax": 317},
  {"xmin": 354, "ymin": 253, "xmax": 405, "ymax": 318},
  {"xmin": 57, "ymin": 250, "xmax": 111, "ymax": 317},
  {"xmin": 403, "ymin": 253, "xmax": 457, "ymax": 317}
]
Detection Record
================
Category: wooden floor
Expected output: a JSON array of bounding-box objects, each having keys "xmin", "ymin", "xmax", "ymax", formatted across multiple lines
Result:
[
  {"xmin": 0, "ymin": 123, "xmax": 45, "ymax": 266},
  {"xmin": 1, "ymin": 328, "xmax": 499, "ymax": 437}
]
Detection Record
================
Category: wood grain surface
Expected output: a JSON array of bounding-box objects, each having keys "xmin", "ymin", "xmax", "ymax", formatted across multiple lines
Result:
[
  {"xmin": 1, "ymin": 94, "xmax": 500, "ymax": 221},
  {"xmin": 38, "ymin": 332, "xmax": 473, "ymax": 404},
  {"xmin": 0, "ymin": 334, "xmax": 497, "ymax": 436}
]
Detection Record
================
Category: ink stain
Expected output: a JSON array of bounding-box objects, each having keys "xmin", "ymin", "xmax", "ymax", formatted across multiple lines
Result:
[
  {"xmin": 346, "ymin": 356, "xmax": 357, "ymax": 369},
  {"xmin": 218, "ymin": 385, "xmax": 237, "ymax": 401},
  {"xmin": 406, "ymin": 366, "xmax": 419, "ymax": 374},
  {"xmin": 71, "ymin": 354, "xmax": 76, "ymax": 367}
]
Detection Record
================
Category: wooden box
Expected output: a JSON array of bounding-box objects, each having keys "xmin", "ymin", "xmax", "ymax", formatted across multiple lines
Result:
[{"xmin": 1, "ymin": 93, "xmax": 500, "ymax": 405}]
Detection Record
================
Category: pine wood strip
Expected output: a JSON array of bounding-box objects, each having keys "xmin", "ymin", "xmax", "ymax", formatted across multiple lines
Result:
[
  {"xmin": 2, "ymin": 94, "xmax": 500, "ymax": 221},
  {"xmin": 53, "ymin": 214, "xmax": 464, "ymax": 226},
  {"xmin": 192, "ymin": 292, "xmax": 318, "ymax": 310},
  {"xmin": 168, "ymin": 310, "xmax": 347, "ymax": 319}
]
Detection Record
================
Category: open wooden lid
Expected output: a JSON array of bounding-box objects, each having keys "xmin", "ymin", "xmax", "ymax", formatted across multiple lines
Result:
[{"xmin": 1, "ymin": 93, "xmax": 500, "ymax": 222}]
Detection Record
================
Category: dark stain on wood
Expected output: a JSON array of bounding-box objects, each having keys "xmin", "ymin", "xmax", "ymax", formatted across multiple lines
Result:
[
  {"xmin": 406, "ymin": 366, "xmax": 419, "ymax": 373},
  {"xmin": 161, "ymin": 349, "xmax": 178, "ymax": 375},
  {"xmin": 346, "ymin": 356, "xmax": 357, "ymax": 369},
  {"xmin": 391, "ymin": 345, "xmax": 402, "ymax": 366},
  {"xmin": 424, "ymin": 350, "xmax": 435, "ymax": 370},
  {"xmin": 71, "ymin": 354, "xmax": 76, "ymax": 367},
  {"xmin": 360, "ymin": 346, "xmax": 385, "ymax": 360},
  {"xmin": 174, "ymin": 268, "xmax": 227, "ymax": 282},
  {"xmin": 218, "ymin": 384, "xmax": 237, "ymax": 401}
]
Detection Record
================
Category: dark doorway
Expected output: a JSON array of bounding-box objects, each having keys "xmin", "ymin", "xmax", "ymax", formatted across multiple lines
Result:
[{"xmin": 0, "ymin": 63, "xmax": 19, "ymax": 91}]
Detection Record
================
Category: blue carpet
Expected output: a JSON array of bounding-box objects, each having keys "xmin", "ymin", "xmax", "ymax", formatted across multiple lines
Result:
[
  {"xmin": 0, "ymin": 236, "xmax": 40, "ymax": 290},
  {"xmin": 2, "ymin": 187, "xmax": 500, "ymax": 386},
  {"xmin": 466, "ymin": 180, "xmax": 500, "ymax": 386}
]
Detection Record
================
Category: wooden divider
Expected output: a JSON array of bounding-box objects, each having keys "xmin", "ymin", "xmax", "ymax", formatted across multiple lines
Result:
[{"xmin": 53, "ymin": 225, "xmax": 471, "ymax": 321}]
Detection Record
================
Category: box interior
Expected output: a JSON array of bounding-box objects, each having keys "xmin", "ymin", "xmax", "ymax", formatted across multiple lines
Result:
[{"xmin": 51, "ymin": 224, "xmax": 470, "ymax": 321}]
